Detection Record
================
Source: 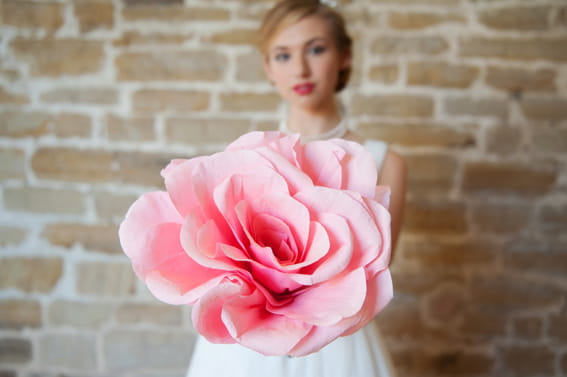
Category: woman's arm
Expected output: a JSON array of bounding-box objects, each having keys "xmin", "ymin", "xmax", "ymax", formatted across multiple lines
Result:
[{"xmin": 377, "ymin": 150, "xmax": 407, "ymax": 261}]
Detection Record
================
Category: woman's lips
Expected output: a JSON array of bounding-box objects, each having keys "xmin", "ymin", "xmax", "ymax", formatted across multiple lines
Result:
[{"xmin": 293, "ymin": 83, "xmax": 315, "ymax": 95}]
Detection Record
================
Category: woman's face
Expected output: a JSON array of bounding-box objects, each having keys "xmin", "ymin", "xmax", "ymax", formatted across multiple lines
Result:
[{"xmin": 263, "ymin": 16, "xmax": 350, "ymax": 112}]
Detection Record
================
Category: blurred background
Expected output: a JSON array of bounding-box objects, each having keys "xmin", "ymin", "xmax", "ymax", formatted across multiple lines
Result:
[{"xmin": 1, "ymin": 0, "xmax": 566, "ymax": 376}]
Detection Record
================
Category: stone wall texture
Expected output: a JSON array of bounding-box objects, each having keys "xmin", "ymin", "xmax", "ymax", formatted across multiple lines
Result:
[{"xmin": 1, "ymin": 0, "xmax": 566, "ymax": 376}]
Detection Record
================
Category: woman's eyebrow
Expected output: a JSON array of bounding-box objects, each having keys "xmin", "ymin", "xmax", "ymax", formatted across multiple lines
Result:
[{"xmin": 271, "ymin": 37, "xmax": 328, "ymax": 51}]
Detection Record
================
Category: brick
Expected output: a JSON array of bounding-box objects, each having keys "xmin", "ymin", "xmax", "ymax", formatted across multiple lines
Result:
[
  {"xmin": 166, "ymin": 117, "xmax": 251, "ymax": 145},
  {"xmin": 379, "ymin": 298, "xmax": 427, "ymax": 340},
  {"xmin": 404, "ymin": 153, "xmax": 457, "ymax": 195},
  {"xmin": 423, "ymin": 283, "xmax": 466, "ymax": 326},
  {"xmin": 124, "ymin": 0, "xmax": 181, "ymax": 5},
  {"xmin": 235, "ymin": 4, "xmax": 273, "ymax": 22},
  {"xmin": 116, "ymin": 51, "xmax": 226, "ymax": 82},
  {"xmin": 11, "ymin": 39, "xmax": 104, "ymax": 77},
  {"xmin": 392, "ymin": 269, "xmax": 464, "ymax": 297},
  {"xmin": 48, "ymin": 300, "xmax": 113, "ymax": 329},
  {"xmin": 459, "ymin": 37, "xmax": 567, "ymax": 62},
  {"xmin": 0, "ymin": 226, "xmax": 27, "ymax": 247},
  {"xmin": 75, "ymin": 0, "xmax": 114, "ymax": 33},
  {"xmin": 485, "ymin": 66, "xmax": 556, "ymax": 92},
  {"xmin": 0, "ymin": 257, "xmax": 62, "ymax": 293},
  {"xmin": 371, "ymin": 36, "xmax": 449, "ymax": 56},
  {"xmin": 209, "ymin": 28, "xmax": 258, "ymax": 46},
  {"xmin": 0, "ymin": 110, "xmax": 51, "ymax": 138},
  {"xmin": 353, "ymin": 94, "xmax": 434, "ymax": 117},
  {"xmin": 94, "ymin": 191, "xmax": 137, "ymax": 222},
  {"xmin": 0, "ymin": 300, "xmax": 41, "ymax": 329},
  {"xmin": 0, "ymin": 338, "xmax": 32, "ymax": 364},
  {"xmin": 40, "ymin": 87, "xmax": 118, "ymax": 105},
  {"xmin": 115, "ymin": 151, "xmax": 183, "ymax": 187},
  {"xmin": 4, "ymin": 187, "xmax": 86, "ymax": 215},
  {"xmin": 521, "ymin": 97, "xmax": 567, "ymax": 122},
  {"xmin": 0, "ymin": 88, "xmax": 29, "ymax": 104},
  {"xmin": 0, "ymin": 68, "xmax": 20, "ymax": 82},
  {"xmin": 503, "ymin": 345, "xmax": 554, "ymax": 377},
  {"xmin": 132, "ymin": 90, "xmax": 209, "ymax": 113},
  {"xmin": 2, "ymin": 0, "xmax": 64, "ymax": 32},
  {"xmin": 504, "ymin": 236, "xmax": 567, "ymax": 254},
  {"xmin": 0, "ymin": 148, "xmax": 26, "ymax": 180},
  {"xmin": 392, "ymin": 347, "xmax": 495, "ymax": 376},
  {"xmin": 368, "ymin": 63, "xmax": 399, "ymax": 84},
  {"xmin": 539, "ymin": 203, "xmax": 567, "ymax": 235},
  {"xmin": 113, "ymin": 31, "xmax": 188, "ymax": 47},
  {"xmin": 32, "ymin": 147, "xmax": 114, "ymax": 183},
  {"xmin": 358, "ymin": 122, "xmax": 475, "ymax": 148},
  {"xmin": 123, "ymin": 5, "xmax": 230, "ymax": 22},
  {"xmin": 469, "ymin": 275, "xmax": 563, "ymax": 313},
  {"xmin": 115, "ymin": 303, "xmax": 183, "ymax": 326},
  {"xmin": 407, "ymin": 62, "xmax": 479, "ymax": 88},
  {"xmin": 513, "ymin": 317, "xmax": 542, "ymax": 340},
  {"xmin": 388, "ymin": 11, "xmax": 465, "ymax": 30},
  {"xmin": 460, "ymin": 308, "xmax": 507, "ymax": 341},
  {"xmin": 219, "ymin": 92, "xmax": 280, "ymax": 112},
  {"xmin": 76, "ymin": 261, "xmax": 135, "ymax": 296},
  {"xmin": 53, "ymin": 113, "xmax": 91, "ymax": 138},
  {"xmin": 38, "ymin": 333, "xmax": 96, "ymax": 370},
  {"xmin": 549, "ymin": 314, "xmax": 567, "ymax": 342},
  {"xmin": 462, "ymin": 161, "xmax": 557, "ymax": 197},
  {"xmin": 255, "ymin": 120, "xmax": 278, "ymax": 132},
  {"xmin": 369, "ymin": 0, "xmax": 459, "ymax": 4},
  {"xmin": 470, "ymin": 200, "xmax": 531, "ymax": 233},
  {"xmin": 43, "ymin": 223, "xmax": 121, "ymax": 254},
  {"xmin": 104, "ymin": 330, "xmax": 194, "ymax": 371},
  {"xmin": 532, "ymin": 127, "xmax": 567, "ymax": 154},
  {"xmin": 444, "ymin": 97, "xmax": 508, "ymax": 119},
  {"xmin": 402, "ymin": 239, "xmax": 498, "ymax": 270},
  {"xmin": 404, "ymin": 199, "xmax": 468, "ymax": 235},
  {"xmin": 106, "ymin": 114, "xmax": 154, "ymax": 141},
  {"xmin": 484, "ymin": 126, "xmax": 521, "ymax": 155},
  {"xmin": 236, "ymin": 51, "xmax": 266, "ymax": 83},
  {"xmin": 478, "ymin": 6, "xmax": 550, "ymax": 31}
]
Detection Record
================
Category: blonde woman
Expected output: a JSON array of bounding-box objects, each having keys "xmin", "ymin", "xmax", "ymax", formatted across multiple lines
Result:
[{"xmin": 186, "ymin": 1, "xmax": 407, "ymax": 376}]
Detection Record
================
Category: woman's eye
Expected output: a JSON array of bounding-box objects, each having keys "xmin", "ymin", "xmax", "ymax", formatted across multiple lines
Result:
[
  {"xmin": 309, "ymin": 46, "xmax": 326, "ymax": 55},
  {"xmin": 275, "ymin": 53, "xmax": 290, "ymax": 62}
]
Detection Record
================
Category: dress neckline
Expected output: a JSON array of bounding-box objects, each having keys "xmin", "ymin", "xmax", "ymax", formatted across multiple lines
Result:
[{"xmin": 278, "ymin": 101, "xmax": 351, "ymax": 142}]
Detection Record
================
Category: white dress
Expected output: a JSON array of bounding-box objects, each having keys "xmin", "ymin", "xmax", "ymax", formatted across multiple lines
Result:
[{"xmin": 186, "ymin": 139, "xmax": 396, "ymax": 377}]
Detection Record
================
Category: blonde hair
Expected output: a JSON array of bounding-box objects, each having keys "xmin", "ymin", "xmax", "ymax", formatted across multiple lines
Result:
[{"xmin": 258, "ymin": 0, "xmax": 353, "ymax": 92}]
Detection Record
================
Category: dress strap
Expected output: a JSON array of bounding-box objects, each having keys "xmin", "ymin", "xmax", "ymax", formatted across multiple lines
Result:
[{"xmin": 363, "ymin": 140, "xmax": 388, "ymax": 175}]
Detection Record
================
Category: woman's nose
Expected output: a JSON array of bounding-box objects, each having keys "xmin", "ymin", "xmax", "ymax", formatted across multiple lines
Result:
[{"xmin": 294, "ymin": 55, "xmax": 310, "ymax": 78}]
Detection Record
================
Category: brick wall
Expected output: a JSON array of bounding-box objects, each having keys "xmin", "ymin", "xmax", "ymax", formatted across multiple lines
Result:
[{"xmin": 1, "ymin": 0, "xmax": 566, "ymax": 376}]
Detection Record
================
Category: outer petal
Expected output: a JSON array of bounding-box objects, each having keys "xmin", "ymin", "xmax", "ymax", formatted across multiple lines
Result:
[
  {"xmin": 328, "ymin": 138, "xmax": 378, "ymax": 197},
  {"xmin": 222, "ymin": 286, "xmax": 312, "ymax": 356},
  {"xmin": 119, "ymin": 191, "xmax": 182, "ymax": 260},
  {"xmin": 268, "ymin": 268, "xmax": 366, "ymax": 326},
  {"xmin": 192, "ymin": 279, "xmax": 241, "ymax": 344}
]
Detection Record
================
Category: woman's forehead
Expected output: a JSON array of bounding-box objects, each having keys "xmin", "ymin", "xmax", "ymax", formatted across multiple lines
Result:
[{"xmin": 269, "ymin": 16, "xmax": 332, "ymax": 50}]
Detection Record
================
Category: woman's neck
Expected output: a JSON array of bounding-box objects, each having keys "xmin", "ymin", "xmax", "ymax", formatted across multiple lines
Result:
[{"xmin": 285, "ymin": 99, "xmax": 343, "ymax": 137}]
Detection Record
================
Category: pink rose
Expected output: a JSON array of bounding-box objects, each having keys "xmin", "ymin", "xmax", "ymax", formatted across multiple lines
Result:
[{"xmin": 119, "ymin": 131, "xmax": 392, "ymax": 356}]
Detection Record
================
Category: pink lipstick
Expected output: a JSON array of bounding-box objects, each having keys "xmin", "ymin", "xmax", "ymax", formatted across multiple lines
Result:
[{"xmin": 293, "ymin": 83, "xmax": 315, "ymax": 95}]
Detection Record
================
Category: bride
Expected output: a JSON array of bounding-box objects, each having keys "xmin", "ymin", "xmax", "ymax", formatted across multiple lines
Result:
[{"xmin": 186, "ymin": 1, "xmax": 407, "ymax": 376}]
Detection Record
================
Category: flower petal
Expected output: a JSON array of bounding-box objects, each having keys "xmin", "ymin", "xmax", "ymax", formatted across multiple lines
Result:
[{"xmin": 268, "ymin": 268, "xmax": 367, "ymax": 326}]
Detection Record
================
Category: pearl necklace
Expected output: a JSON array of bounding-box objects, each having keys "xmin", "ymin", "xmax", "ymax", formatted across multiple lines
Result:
[{"xmin": 278, "ymin": 116, "xmax": 349, "ymax": 142}]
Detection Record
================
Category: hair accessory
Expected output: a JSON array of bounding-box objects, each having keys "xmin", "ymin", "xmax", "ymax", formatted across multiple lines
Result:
[{"xmin": 320, "ymin": 0, "xmax": 338, "ymax": 8}]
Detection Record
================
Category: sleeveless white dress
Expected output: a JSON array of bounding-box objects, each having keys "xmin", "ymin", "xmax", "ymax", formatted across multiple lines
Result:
[{"xmin": 186, "ymin": 139, "xmax": 396, "ymax": 377}]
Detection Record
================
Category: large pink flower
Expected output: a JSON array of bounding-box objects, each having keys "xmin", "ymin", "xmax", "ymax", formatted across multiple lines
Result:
[{"xmin": 119, "ymin": 131, "xmax": 392, "ymax": 356}]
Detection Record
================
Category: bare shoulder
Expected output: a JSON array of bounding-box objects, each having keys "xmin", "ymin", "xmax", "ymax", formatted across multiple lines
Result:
[{"xmin": 379, "ymin": 149, "xmax": 407, "ymax": 184}]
